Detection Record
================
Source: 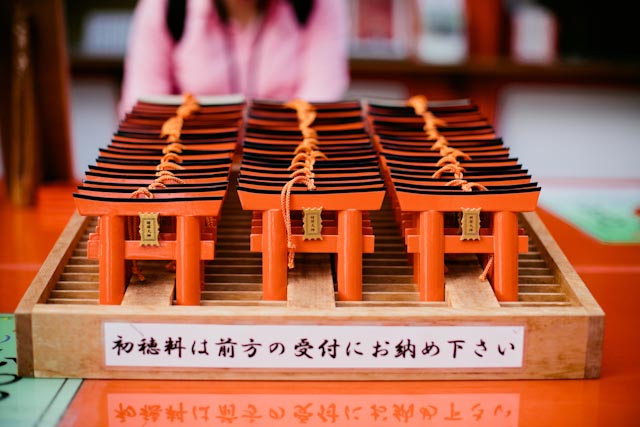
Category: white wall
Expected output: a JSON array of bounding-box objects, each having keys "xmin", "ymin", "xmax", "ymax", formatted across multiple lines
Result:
[
  {"xmin": 69, "ymin": 78, "xmax": 120, "ymax": 180},
  {"xmin": 497, "ymin": 84, "xmax": 640, "ymax": 179}
]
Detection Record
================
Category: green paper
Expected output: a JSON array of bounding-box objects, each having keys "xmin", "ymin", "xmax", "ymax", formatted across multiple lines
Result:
[
  {"xmin": 540, "ymin": 187, "xmax": 640, "ymax": 244},
  {"xmin": 0, "ymin": 315, "xmax": 82, "ymax": 427}
]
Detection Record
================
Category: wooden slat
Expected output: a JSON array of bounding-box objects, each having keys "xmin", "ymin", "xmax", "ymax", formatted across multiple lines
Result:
[
  {"xmin": 15, "ymin": 211, "xmax": 91, "ymax": 376},
  {"xmin": 446, "ymin": 256, "xmax": 501, "ymax": 309},
  {"xmin": 287, "ymin": 254, "xmax": 336, "ymax": 309},
  {"xmin": 121, "ymin": 261, "xmax": 175, "ymax": 306}
]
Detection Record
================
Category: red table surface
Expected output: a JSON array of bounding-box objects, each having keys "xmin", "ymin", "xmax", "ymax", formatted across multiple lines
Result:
[{"xmin": 1, "ymin": 183, "xmax": 639, "ymax": 427}]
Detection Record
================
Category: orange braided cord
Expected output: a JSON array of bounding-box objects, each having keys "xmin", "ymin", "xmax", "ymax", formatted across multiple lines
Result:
[
  {"xmin": 161, "ymin": 116, "xmax": 184, "ymax": 140},
  {"xmin": 439, "ymin": 147, "xmax": 471, "ymax": 161},
  {"xmin": 290, "ymin": 151, "xmax": 328, "ymax": 169},
  {"xmin": 436, "ymin": 155, "xmax": 461, "ymax": 167},
  {"xmin": 148, "ymin": 182, "xmax": 167, "ymax": 190},
  {"xmin": 284, "ymin": 98, "xmax": 315, "ymax": 116},
  {"xmin": 176, "ymin": 93, "xmax": 200, "ymax": 119},
  {"xmin": 432, "ymin": 164, "xmax": 466, "ymax": 179},
  {"xmin": 422, "ymin": 112, "xmax": 447, "ymax": 140},
  {"xmin": 301, "ymin": 127, "xmax": 318, "ymax": 139},
  {"xmin": 438, "ymin": 146, "xmax": 455, "ymax": 156},
  {"xmin": 445, "ymin": 179, "xmax": 488, "ymax": 192},
  {"xmin": 407, "ymin": 95, "xmax": 428, "ymax": 116},
  {"xmin": 285, "ymin": 99, "xmax": 318, "ymax": 139},
  {"xmin": 287, "ymin": 162, "xmax": 312, "ymax": 172},
  {"xmin": 423, "ymin": 112, "xmax": 447, "ymax": 129},
  {"xmin": 461, "ymin": 182, "xmax": 488, "ymax": 192},
  {"xmin": 289, "ymin": 167, "xmax": 314, "ymax": 178},
  {"xmin": 155, "ymin": 170, "xmax": 177, "ymax": 178},
  {"xmin": 298, "ymin": 110, "xmax": 317, "ymax": 129},
  {"xmin": 160, "ymin": 152, "xmax": 183, "ymax": 164},
  {"xmin": 290, "ymin": 152, "xmax": 312, "ymax": 167},
  {"xmin": 131, "ymin": 187, "xmax": 154, "ymax": 199},
  {"xmin": 162, "ymin": 142, "xmax": 186, "ymax": 154},
  {"xmin": 280, "ymin": 174, "xmax": 316, "ymax": 269},
  {"xmin": 154, "ymin": 174, "xmax": 186, "ymax": 185},
  {"xmin": 479, "ymin": 256, "xmax": 494, "ymax": 281},
  {"xmin": 156, "ymin": 161, "xmax": 185, "ymax": 171},
  {"xmin": 430, "ymin": 135, "xmax": 449, "ymax": 151},
  {"xmin": 293, "ymin": 138, "xmax": 319, "ymax": 154}
]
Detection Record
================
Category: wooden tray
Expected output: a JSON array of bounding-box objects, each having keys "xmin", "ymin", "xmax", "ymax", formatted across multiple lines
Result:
[{"xmin": 15, "ymin": 188, "xmax": 603, "ymax": 380}]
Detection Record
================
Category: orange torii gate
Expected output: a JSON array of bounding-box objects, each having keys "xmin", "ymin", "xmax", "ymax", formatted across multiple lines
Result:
[
  {"xmin": 74, "ymin": 195, "xmax": 224, "ymax": 305},
  {"xmin": 395, "ymin": 189, "xmax": 539, "ymax": 301},
  {"xmin": 368, "ymin": 95, "xmax": 541, "ymax": 302},
  {"xmin": 72, "ymin": 94, "xmax": 241, "ymax": 305},
  {"xmin": 237, "ymin": 190, "xmax": 383, "ymax": 301},
  {"xmin": 237, "ymin": 98, "xmax": 386, "ymax": 301}
]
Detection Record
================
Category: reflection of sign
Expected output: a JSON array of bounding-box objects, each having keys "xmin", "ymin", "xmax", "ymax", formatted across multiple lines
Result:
[
  {"xmin": 108, "ymin": 392, "xmax": 520, "ymax": 427},
  {"xmin": 139, "ymin": 212, "xmax": 160, "ymax": 246},
  {"xmin": 105, "ymin": 323, "xmax": 524, "ymax": 369},
  {"xmin": 302, "ymin": 207, "xmax": 323, "ymax": 240},
  {"xmin": 460, "ymin": 208, "xmax": 481, "ymax": 240}
]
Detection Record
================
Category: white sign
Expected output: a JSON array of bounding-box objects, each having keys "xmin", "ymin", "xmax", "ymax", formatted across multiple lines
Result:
[{"xmin": 104, "ymin": 323, "xmax": 524, "ymax": 369}]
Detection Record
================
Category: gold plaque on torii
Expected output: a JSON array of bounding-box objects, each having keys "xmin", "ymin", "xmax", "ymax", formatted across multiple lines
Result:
[
  {"xmin": 139, "ymin": 212, "xmax": 160, "ymax": 246},
  {"xmin": 460, "ymin": 208, "xmax": 481, "ymax": 240},
  {"xmin": 302, "ymin": 207, "xmax": 323, "ymax": 240}
]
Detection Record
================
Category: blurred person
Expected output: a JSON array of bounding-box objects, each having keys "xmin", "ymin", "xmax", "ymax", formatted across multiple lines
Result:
[{"xmin": 119, "ymin": 0, "xmax": 350, "ymax": 116}]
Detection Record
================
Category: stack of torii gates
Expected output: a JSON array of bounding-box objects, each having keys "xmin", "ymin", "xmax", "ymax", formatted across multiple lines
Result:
[
  {"xmin": 367, "ymin": 96, "xmax": 540, "ymax": 302},
  {"xmin": 73, "ymin": 94, "xmax": 540, "ymax": 306},
  {"xmin": 73, "ymin": 95, "xmax": 242, "ymax": 305}
]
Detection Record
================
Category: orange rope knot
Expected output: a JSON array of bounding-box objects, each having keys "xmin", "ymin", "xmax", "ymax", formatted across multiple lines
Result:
[
  {"xmin": 432, "ymin": 164, "xmax": 466, "ymax": 179},
  {"xmin": 284, "ymin": 98, "xmax": 315, "ymax": 115},
  {"xmin": 280, "ymin": 174, "xmax": 317, "ymax": 269},
  {"xmin": 156, "ymin": 161, "xmax": 185, "ymax": 171},
  {"xmin": 155, "ymin": 170, "xmax": 176, "ymax": 178},
  {"xmin": 291, "ymin": 151, "xmax": 328, "ymax": 169},
  {"xmin": 407, "ymin": 95, "xmax": 428, "ymax": 116},
  {"xmin": 298, "ymin": 110, "xmax": 317, "ymax": 129},
  {"xmin": 422, "ymin": 114, "xmax": 446, "ymax": 141},
  {"xmin": 161, "ymin": 152, "xmax": 183, "ymax": 164},
  {"xmin": 287, "ymin": 162, "xmax": 311, "ymax": 172},
  {"xmin": 284, "ymin": 99, "xmax": 318, "ymax": 142},
  {"xmin": 430, "ymin": 135, "xmax": 449, "ymax": 151},
  {"xmin": 423, "ymin": 112, "xmax": 447, "ymax": 129},
  {"xmin": 176, "ymin": 93, "xmax": 200, "ymax": 119},
  {"xmin": 300, "ymin": 127, "xmax": 318, "ymax": 139},
  {"xmin": 148, "ymin": 182, "xmax": 167, "ymax": 190},
  {"xmin": 291, "ymin": 152, "xmax": 311, "ymax": 167},
  {"xmin": 439, "ymin": 147, "xmax": 471, "ymax": 161},
  {"xmin": 154, "ymin": 174, "xmax": 185, "ymax": 185},
  {"xmin": 445, "ymin": 179, "xmax": 488, "ymax": 192},
  {"xmin": 162, "ymin": 142, "xmax": 185, "ymax": 154},
  {"xmin": 439, "ymin": 146, "xmax": 455, "ymax": 156},
  {"xmin": 436, "ymin": 155, "xmax": 461, "ymax": 167},
  {"xmin": 131, "ymin": 187, "xmax": 154, "ymax": 199},
  {"xmin": 161, "ymin": 116, "xmax": 184, "ymax": 140},
  {"xmin": 289, "ymin": 168, "xmax": 314, "ymax": 179},
  {"xmin": 293, "ymin": 138, "xmax": 319, "ymax": 154}
]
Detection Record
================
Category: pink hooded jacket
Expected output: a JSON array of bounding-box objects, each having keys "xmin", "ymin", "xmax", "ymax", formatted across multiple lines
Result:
[{"xmin": 119, "ymin": 0, "xmax": 350, "ymax": 116}]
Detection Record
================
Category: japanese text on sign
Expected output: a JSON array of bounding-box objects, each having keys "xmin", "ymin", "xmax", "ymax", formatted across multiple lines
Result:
[{"xmin": 104, "ymin": 323, "xmax": 524, "ymax": 369}]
